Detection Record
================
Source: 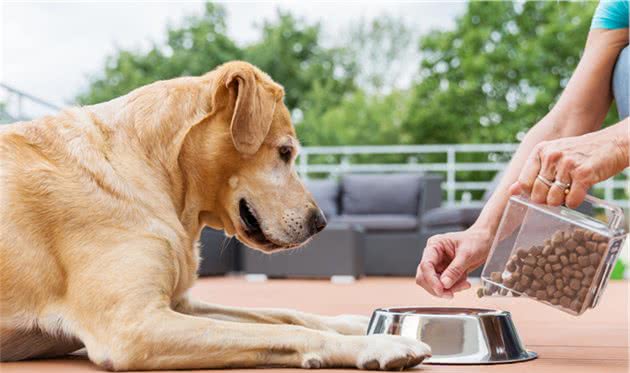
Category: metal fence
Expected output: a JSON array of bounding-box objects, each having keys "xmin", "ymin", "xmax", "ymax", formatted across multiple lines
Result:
[
  {"xmin": 298, "ymin": 144, "xmax": 629, "ymax": 208},
  {"xmin": 0, "ymin": 83, "xmax": 60, "ymax": 123}
]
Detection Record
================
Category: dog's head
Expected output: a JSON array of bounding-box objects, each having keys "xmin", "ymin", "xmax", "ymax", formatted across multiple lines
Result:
[{"xmin": 183, "ymin": 61, "xmax": 326, "ymax": 252}]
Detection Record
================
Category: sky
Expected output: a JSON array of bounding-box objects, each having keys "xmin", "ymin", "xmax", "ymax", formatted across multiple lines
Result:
[{"xmin": 1, "ymin": 1, "xmax": 465, "ymax": 118}]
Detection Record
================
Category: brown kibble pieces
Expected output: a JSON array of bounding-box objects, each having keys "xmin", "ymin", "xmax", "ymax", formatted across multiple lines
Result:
[
  {"xmin": 562, "ymin": 267, "xmax": 573, "ymax": 277},
  {"xmin": 583, "ymin": 266, "xmax": 595, "ymax": 277},
  {"xmin": 531, "ymin": 279, "xmax": 543, "ymax": 290},
  {"xmin": 496, "ymin": 227, "xmax": 610, "ymax": 313},
  {"xmin": 570, "ymin": 278, "xmax": 581, "ymax": 291},
  {"xmin": 565, "ymin": 238, "xmax": 578, "ymax": 250},
  {"xmin": 524, "ymin": 256, "xmax": 537, "ymax": 266},
  {"xmin": 490, "ymin": 271, "xmax": 502, "ymax": 283},
  {"xmin": 552, "ymin": 231, "xmax": 565, "ymax": 245},
  {"xmin": 555, "ymin": 247, "xmax": 568, "ymax": 256},
  {"xmin": 563, "ymin": 286, "xmax": 576, "ymax": 297},
  {"xmin": 578, "ymin": 256, "xmax": 590, "ymax": 267},
  {"xmin": 542, "ymin": 273, "xmax": 554, "ymax": 284},
  {"xmin": 530, "ymin": 246, "xmax": 543, "ymax": 256},
  {"xmin": 520, "ymin": 275, "xmax": 531, "ymax": 287},
  {"xmin": 585, "ymin": 241, "xmax": 597, "ymax": 252},
  {"xmin": 476, "ymin": 287, "xmax": 485, "ymax": 298},
  {"xmin": 589, "ymin": 253, "xmax": 601, "ymax": 266},
  {"xmin": 555, "ymin": 278, "xmax": 564, "ymax": 289},
  {"xmin": 507, "ymin": 260, "xmax": 517, "ymax": 272}
]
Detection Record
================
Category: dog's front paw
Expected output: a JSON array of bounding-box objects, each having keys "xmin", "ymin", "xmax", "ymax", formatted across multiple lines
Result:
[
  {"xmin": 357, "ymin": 334, "xmax": 431, "ymax": 370},
  {"xmin": 326, "ymin": 314, "xmax": 371, "ymax": 335}
]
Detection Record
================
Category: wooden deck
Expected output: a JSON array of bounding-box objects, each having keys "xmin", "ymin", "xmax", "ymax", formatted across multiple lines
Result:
[{"xmin": 1, "ymin": 277, "xmax": 628, "ymax": 373}]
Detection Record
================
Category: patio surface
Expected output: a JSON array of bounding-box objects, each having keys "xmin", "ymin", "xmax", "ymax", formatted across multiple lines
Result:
[{"xmin": 0, "ymin": 277, "xmax": 628, "ymax": 373}]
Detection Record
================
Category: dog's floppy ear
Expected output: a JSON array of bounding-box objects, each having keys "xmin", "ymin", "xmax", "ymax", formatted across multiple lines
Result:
[{"xmin": 224, "ymin": 67, "xmax": 280, "ymax": 155}]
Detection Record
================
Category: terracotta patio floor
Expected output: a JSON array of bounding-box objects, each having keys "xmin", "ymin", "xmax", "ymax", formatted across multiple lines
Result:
[{"xmin": 1, "ymin": 277, "xmax": 628, "ymax": 373}]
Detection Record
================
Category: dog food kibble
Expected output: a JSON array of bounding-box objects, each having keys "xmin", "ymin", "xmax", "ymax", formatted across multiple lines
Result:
[{"xmin": 482, "ymin": 227, "xmax": 609, "ymax": 314}]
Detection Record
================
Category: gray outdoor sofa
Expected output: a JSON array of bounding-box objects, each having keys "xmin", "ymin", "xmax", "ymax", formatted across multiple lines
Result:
[
  {"xmin": 240, "ymin": 173, "xmax": 443, "ymax": 277},
  {"xmin": 196, "ymin": 172, "xmax": 513, "ymax": 278}
]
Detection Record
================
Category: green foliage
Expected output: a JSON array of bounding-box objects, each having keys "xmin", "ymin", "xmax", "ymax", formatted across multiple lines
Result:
[
  {"xmin": 78, "ymin": 1, "xmax": 614, "ymax": 151},
  {"xmin": 243, "ymin": 12, "xmax": 356, "ymax": 112},
  {"xmin": 77, "ymin": 3, "xmax": 242, "ymax": 104},
  {"xmin": 403, "ymin": 1, "xmax": 609, "ymax": 145},
  {"xmin": 76, "ymin": 3, "xmax": 355, "ymax": 117}
]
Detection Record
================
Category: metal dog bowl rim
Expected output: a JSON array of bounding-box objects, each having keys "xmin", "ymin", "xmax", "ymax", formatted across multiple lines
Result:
[
  {"xmin": 367, "ymin": 306, "xmax": 538, "ymax": 365},
  {"xmin": 370, "ymin": 306, "xmax": 507, "ymax": 317}
]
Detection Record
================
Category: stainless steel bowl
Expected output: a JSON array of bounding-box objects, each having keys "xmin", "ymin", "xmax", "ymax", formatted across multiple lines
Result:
[{"xmin": 367, "ymin": 307, "xmax": 537, "ymax": 365}]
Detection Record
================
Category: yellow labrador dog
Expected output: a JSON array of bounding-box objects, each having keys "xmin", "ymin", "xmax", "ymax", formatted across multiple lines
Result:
[{"xmin": 0, "ymin": 61, "xmax": 430, "ymax": 371}]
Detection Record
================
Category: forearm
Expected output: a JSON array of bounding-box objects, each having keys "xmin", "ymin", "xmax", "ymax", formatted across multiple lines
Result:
[
  {"xmin": 472, "ymin": 29, "xmax": 628, "ymax": 237},
  {"xmin": 472, "ymin": 115, "xmax": 561, "ymax": 234}
]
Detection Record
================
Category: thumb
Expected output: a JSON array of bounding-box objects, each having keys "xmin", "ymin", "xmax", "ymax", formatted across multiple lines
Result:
[
  {"xmin": 440, "ymin": 253, "xmax": 470, "ymax": 290},
  {"xmin": 508, "ymin": 182, "xmax": 521, "ymax": 196}
]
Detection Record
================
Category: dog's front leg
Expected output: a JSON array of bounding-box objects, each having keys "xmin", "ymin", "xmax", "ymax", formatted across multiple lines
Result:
[
  {"xmin": 175, "ymin": 296, "xmax": 369, "ymax": 335},
  {"xmin": 82, "ymin": 308, "xmax": 429, "ymax": 371}
]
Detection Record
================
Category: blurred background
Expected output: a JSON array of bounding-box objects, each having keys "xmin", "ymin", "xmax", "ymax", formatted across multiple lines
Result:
[{"xmin": 1, "ymin": 1, "xmax": 627, "ymax": 278}]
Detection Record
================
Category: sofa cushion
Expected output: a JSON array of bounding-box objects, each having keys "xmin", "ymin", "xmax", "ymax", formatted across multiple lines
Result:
[
  {"xmin": 341, "ymin": 174, "xmax": 423, "ymax": 215},
  {"xmin": 332, "ymin": 214, "xmax": 418, "ymax": 231},
  {"xmin": 306, "ymin": 179, "xmax": 339, "ymax": 218},
  {"xmin": 420, "ymin": 206, "xmax": 482, "ymax": 229}
]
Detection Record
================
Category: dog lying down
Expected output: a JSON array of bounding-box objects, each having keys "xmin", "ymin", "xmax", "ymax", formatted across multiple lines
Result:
[{"xmin": 0, "ymin": 61, "xmax": 431, "ymax": 371}]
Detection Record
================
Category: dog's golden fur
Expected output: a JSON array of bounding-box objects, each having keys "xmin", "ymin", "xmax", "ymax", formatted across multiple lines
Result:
[{"xmin": 0, "ymin": 61, "xmax": 430, "ymax": 370}]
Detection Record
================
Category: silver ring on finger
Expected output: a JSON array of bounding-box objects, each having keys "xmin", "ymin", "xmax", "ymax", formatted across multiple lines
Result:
[
  {"xmin": 553, "ymin": 180, "xmax": 571, "ymax": 195},
  {"xmin": 536, "ymin": 174, "xmax": 553, "ymax": 188}
]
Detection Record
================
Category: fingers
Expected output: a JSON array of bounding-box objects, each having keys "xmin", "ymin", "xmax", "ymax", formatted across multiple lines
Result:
[
  {"xmin": 531, "ymin": 147, "xmax": 560, "ymax": 204},
  {"xmin": 448, "ymin": 277, "xmax": 472, "ymax": 293},
  {"xmin": 547, "ymin": 157, "xmax": 573, "ymax": 206},
  {"xmin": 517, "ymin": 144, "xmax": 543, "ymax": 196},
  {"xmin": 439, "ymin": 251, "xmax": 470, "ymax": 290},
  {"xmin": 416, "ymin": 243, "xmax": 446, "ymax": 297},
  {"xmin": 565, "ymin": 177, "xmax": 589, "ymax": 209},
  {"xmin": 508, "ymin": 182, "xmax": 521, "ymax": 196}
]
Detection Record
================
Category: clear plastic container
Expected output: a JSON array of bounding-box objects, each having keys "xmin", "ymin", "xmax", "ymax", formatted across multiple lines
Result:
[{"xmin": 481, "ymin": 194, "xmax": 627, "ymax": 316}]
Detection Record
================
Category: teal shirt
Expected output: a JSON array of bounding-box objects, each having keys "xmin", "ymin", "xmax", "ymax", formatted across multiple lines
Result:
[{"xmin": 591, "ymin": 0, "xmax": 629, "ymax": 29}]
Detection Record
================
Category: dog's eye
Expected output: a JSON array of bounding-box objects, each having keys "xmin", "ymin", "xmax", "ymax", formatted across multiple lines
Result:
[{"xmin": 278, "ymin": 145, "xmax": 292, "ymax": 162}]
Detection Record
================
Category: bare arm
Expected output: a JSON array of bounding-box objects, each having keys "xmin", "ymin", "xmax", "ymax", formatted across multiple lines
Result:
[
  {"xmin": 416, "ymin": 28, "xmax": 629, "ymax": 297},
  {"xmin": 473, "ymin": 28, "xmax": 629, "ymax": 236}
]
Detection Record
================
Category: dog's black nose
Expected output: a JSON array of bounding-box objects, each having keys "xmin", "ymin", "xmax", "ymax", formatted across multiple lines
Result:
[{"xmin": 308, "ymin": 208, "xmax": 327, "ymax": 234}]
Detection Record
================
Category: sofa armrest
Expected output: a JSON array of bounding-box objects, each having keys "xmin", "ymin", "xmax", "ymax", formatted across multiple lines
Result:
[
  {"xmin": 420, "ymin": 206, "xmax": 482, "ymax": 230},
  {"xmin": 418, "ymin": 174, "xmax": 443, "ymax": 218}
]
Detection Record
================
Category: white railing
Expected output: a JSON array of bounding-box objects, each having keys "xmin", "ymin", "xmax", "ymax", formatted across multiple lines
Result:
[
  {"xmin": 298, "ymin": 144, "xmax": 629, "ymax": 208},
  {"xmin": 0, "ymin": 83, "xmax": 60, "ymax": 123}
]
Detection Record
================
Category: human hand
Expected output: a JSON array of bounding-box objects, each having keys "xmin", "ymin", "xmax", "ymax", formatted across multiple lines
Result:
[
  {"xmin": 415, "ymin": 227, "xmax": 493, "ymax": 298},
  {"xmin": 510, "ymin": 130, "xmax": 629, "ymax": 208}
]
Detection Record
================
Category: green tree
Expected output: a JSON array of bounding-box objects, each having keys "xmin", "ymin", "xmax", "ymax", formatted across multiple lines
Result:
[
  {"xmin": 77, "ymin": 3, "xmax": 242, "ymax": 105},
  {"xmin": 403, "ymin": 1, "xmax": 610, "ymax": 145},
  {"xmin": 77, "ymin": 3, "xmax": 356, "ymax": 119},
  {"xmin": 244, "ymin": 12, "xmax": 356, "ymax": 113}
]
